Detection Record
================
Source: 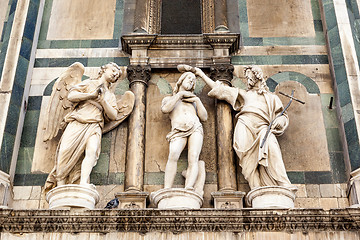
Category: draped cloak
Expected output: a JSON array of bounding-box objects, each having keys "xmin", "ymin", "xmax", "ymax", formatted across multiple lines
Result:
[
  {"xmin": 208, "ymin": 81, "xmax": 292, "ymax": 189},
  {"xmin": 44, "ymin": 80, "xmax": 117, "ymax": 192}
]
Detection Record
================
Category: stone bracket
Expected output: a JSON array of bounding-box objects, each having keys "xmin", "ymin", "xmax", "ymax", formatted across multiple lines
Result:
[
  {"xmin": 115, "ymin": 192, "xmax": 149, "ymax": 209},
  {"xmin": 211, "ymin": 191, "xmax": 245, "ymax": 209}
]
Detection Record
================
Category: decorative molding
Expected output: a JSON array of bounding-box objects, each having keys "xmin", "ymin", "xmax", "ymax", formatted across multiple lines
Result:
[
  {"xmin": 148, "ymin": 0, "xmax": 161, "ymax": 34},
  {"xmin": 1, "ymin": 209, "xmax": 360, "ymax": 233},
  {"xmin": 203, "ymin": 0, "xmax": 215, "ymax": 33},
  {"xmin": 121, "ymin": 34, "xmax": 240, "ymax": 68},
  {"xmin": 121, "ymin": 35, "xmax": 157, "ymax": 55}
]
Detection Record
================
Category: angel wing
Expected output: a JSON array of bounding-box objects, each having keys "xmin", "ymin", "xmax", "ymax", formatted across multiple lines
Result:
[
  {"xmin": 43, "ymin": 62, "xmax": 85, "ymax": 141},
  {"xmin": 102, "ymin": 91, "xmax": 135, "ymax": 134}
]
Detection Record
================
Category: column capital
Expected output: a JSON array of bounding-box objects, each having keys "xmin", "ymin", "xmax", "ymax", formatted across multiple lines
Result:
[
  {"xmin": 127, "ymin": 65, "xmax": 152, "ymax": 87},
  {"xmin": 210, "ymin": 64, "xmax": 234, "ymax": 85}
]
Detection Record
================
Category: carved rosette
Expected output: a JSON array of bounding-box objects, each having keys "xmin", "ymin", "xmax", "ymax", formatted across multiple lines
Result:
[
  {"xmin": 127, "ymin": 65, "xmax": 152, "ymax": 87},
  {"xmin": 210, "ymin": 64, "xmax": 234, "ymax": 85}
]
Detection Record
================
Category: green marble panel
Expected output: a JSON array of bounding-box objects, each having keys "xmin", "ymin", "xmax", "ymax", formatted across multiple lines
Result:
[
  {"xmin": 93, "ymin": 153, "xmax": 110, "ymax": 174},
  {"xmin": 287, "ymin": 171, "xmax": 305, "ymax": 184},
  {"xmin": 15, "ymin": 147, "xmax": 34, "ymax": 174},
  {"xmin": 326, "ymin": 128, "xmax": 343, "ymax": 152},
  {"xmin": 321, "ymin": 94, "xmax": 339, "ymax": 128},
  {"xmin": 329, "ymin": 152, "xmax": 347, "ymax": 183},
  {"xmin": 304, "ymin": 171, "xmax": 333, "ymax": 184}
]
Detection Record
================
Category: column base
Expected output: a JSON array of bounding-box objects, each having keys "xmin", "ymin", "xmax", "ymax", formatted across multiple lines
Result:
[
  {"xmin": 150, "ymin": 188, "xmax": 203, "ymax": 209},
  {"xmin": 211, "ymin": 191, "xmax": 245, "ymax": 209},
  {"xmin": 46, "ymin": 184, "xmax": 100, "ymax": 210},
  {"xmin": 246, "ymin": 186, "xmax": 297, "ymax": 209},
  {"xmin": 115, "ymin": 191, "xmax": 148, "ymax": 209}
]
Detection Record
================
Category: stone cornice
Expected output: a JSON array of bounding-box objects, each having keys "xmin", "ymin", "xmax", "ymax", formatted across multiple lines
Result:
[
  {"xmin": 121, "ymin": 34, "xmax": 240, "ymax": 53},
  {"xmin": 1, "ymin": 208, "xmax": 360, "ymax": 233}
]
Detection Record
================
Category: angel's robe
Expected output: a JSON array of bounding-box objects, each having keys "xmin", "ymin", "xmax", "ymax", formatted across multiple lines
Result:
[
  {"xmin": 44, "ymin": 80, "xmax": 117, "ymax": 191},
  {"xmin": 208, "ymin": 82, "xmax": 292, "ymax": 189}
]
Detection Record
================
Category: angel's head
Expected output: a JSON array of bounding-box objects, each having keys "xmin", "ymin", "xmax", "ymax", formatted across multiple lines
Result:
[
  {"xmin": 98, "ymin": 62, "xmax": 122, "ymax": 83},
  {"xmin": 173, "ymin": 72, "xmax": 196, "ymax": 94}
]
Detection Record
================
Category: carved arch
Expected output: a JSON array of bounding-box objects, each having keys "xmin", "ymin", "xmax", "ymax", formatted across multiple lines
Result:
[{"xmin": 266, "ymin": 71, "xmax": 320, "ymax": 94}]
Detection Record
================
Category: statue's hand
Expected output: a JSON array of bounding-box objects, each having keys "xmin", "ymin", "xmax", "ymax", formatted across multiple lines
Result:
[
  {"xmin": 88, "ymin": 89, "xmax": 100, "ymax": 99},
  {"xmin": 177, "ymin": 91, "xmax": 195, "ymax": 99},
  {"xmin": 193, "ymin": 67, "xmax": 205, "ymax": 77},
  {"xmin": 272, "ymin": 116, "xmax": 287, "ymax": 131},
  {"xmin": 182, "ymin": 96, "xmax": 199, "ymax": 103},
  {"xmin": 177, "ymin": 64, "xmax": 195, "ymax": 73}
]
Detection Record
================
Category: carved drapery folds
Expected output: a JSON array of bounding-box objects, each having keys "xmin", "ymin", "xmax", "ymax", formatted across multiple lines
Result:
[
  {"xmin": 210, "ymin": 64, "xmax": 237, "ymax": 191},
  {"xmin": 125, "ymin": 65, "xmax": 151, "ymax": 192}
]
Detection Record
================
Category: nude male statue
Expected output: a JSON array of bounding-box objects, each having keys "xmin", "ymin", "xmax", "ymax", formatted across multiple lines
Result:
[{"xmin": 161, "ymin": 70, "xmax": 208, "ymax": 191}]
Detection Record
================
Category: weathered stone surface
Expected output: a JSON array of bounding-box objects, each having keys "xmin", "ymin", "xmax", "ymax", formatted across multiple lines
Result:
[
  {"xmin": 247, "ymin": 0, "xmax": 315, "ymax": 37},
  {"xmin": 276, "ymin": 81, "xmax": 331, "ymax": 172},
  {"xmin": 47, "ymin": 0, "xmax": 116, "ymax": 40}
]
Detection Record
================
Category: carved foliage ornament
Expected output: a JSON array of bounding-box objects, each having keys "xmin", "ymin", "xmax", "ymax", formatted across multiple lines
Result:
[
  {"xmin": 210, "ymin": 64, "xmax": 234, "ymax": 85},
  {"xmin": 1, "ymin": 209, "xmax": 360, "ymax": 233},
  {"xmin": 127, "ymin": 65, "xmax": 152, "ymax": 86}
]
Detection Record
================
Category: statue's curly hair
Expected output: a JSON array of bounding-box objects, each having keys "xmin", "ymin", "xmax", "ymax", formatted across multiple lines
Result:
[
  {"xmin": 244, "ymin": 65, "xmax": 269, "ymax": 94},
  {"xmin": 98, "ymin": 62, "xmax": 121, "ymax": 80}
]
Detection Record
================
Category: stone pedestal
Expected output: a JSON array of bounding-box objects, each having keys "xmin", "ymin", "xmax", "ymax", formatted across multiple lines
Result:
[
  {"xmin": 150, "ymin": 188, "xmax": 203, "ymax": 209},
  {"xmin": 348, "ymin": 169, "xmax": 360, "ymax": 207},
  {"xmin": 246, "ymin": 186, "xmax": 297, "ymax": 209},
  {"xmin": 46, "ymin": 184, "xmax": 100, "ymax": 210},
  {"xmin": 115, "ymin": 191, "xmax": 149, "ymax": 209},
  {"xmin": 0, "ymin": 171, "xmax": 11, "ymax": 208},
  {"xmin": 211, "ymin": 191, "xmax": 245, "ymax": 209}
]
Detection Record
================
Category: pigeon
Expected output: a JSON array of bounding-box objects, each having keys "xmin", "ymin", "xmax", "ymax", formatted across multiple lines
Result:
[{"xmin": 104, "ymin": 198, "xmax": 119, "ymax": 209}]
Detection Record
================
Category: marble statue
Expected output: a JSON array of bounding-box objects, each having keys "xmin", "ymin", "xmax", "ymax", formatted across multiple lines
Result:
[
  {"xmin": 161, "ymin": 66, "xmax": 208, "ymax": 192},
  {"xmin": 187, "ymin": 65, "xmax": 293, "ymax": 190},
  {"xmin": 43, "ymin": 62, "xmax": 134, "ymax": 193}
]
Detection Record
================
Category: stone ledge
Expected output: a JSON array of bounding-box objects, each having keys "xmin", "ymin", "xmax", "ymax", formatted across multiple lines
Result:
[{"xmin": 0, "ymin": 208, "xmax": 360, "ymax": 233}]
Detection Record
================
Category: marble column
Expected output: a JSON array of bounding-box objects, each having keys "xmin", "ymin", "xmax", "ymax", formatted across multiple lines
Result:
[
  {"xmin": 210, "ymin": 64, "xmax": 237, "ymax": 191},
  {"xmin": 133, "ymin": 0, "xmax": 149, "ymax": 33},
  {"xmin": 214, "ymin": 0, "xmax": 229, "ymax": 32},
  {"xmin": 125, "ymin": 65, "xmax": 151, "ymax": 193},
  {"xmin": 210, "ymin": 64, "xmax": 244, "ymax": 208}
]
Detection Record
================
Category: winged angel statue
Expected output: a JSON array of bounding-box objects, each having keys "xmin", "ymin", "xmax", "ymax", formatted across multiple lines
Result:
[{"xmin": 42, "ymin": 62, "xmax": 134, "ymax": 192}]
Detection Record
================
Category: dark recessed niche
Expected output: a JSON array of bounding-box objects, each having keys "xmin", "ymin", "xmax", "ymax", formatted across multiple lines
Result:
[{"xmin": 161, "ymin": 0, "xmax": 202, "ymax": 34}]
